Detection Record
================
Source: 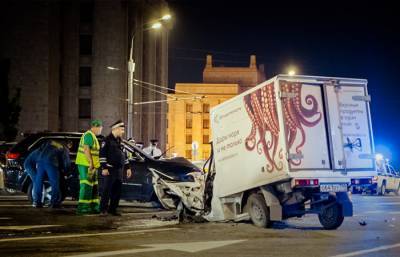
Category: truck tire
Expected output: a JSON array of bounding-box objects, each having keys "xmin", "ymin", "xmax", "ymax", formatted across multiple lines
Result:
[
  {"xmin": 380, "ymin": 183, "xmax": 386, "ymax": 196},
  {"xmin": 247, "ymin": 193, "xmax": 272, "ymax": 228},
  {"xmin": 318, "ymin": 202, "xmax": 344, "ymax": 230}
]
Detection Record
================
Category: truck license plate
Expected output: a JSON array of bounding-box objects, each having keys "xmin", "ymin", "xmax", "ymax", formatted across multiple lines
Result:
[{"xmin": 320, "ymin": 183, "xmax": 348, "ymax": 192}]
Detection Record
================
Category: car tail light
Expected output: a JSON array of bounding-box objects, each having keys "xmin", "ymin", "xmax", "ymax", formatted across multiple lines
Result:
[
  {"xmin": 6, "ymin": 152, "xmax": 20, "ymax": 160},
  {"xmin": 294, "ymin": 179, "xmax": 319, "ymax": 187}
]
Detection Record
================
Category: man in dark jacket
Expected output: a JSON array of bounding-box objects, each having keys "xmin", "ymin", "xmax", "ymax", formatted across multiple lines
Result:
[
  {"xmin": 33, "ymin": 140, "xmax": 70, "ymax": 208},
  {"xmin": 99, "ymin": 120, "xmax": 132, "ymax": 216}
]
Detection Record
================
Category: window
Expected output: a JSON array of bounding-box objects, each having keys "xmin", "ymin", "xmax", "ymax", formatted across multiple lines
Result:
[
  {"xmin": 186, "ymin": 104, "xmax": 193, "ymax": 113},
  {"xmin": 186, "ymin": 118, "xmax": 192, "ymax": 129},
  {"xmin": 79, "ymin": 99, "xmax": 91, "ymax": 119},
  {"xmin": 203, "ymin": 119, "xmax": 210, "ymax": 129},
  {"xmin": 186, "ymin": 150, "xmax": 192, "ymax": 159},
  {"xmin": 203, "ymin": 104, "xmax": 210, "ymax": 113},
  {"xmin": 80, "ymin": 35, "xmax": 92, "ymax": 55},
  {"xmin": 203, "ymin": 134, "xmax": 209, "ymax": 144},
  {"xmin": 80, "ymin": 1, "xmax": 94, "ymax": 23},
  {"xmin": 79, "ymin": 67, "xmax": 91, "ymax": 87},
  {"xmin": 186, "ymin": 134, "xmax": 192, "ymax": 144}
]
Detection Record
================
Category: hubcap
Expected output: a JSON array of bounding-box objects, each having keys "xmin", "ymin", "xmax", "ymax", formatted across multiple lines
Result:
[{"xmin": 252, "ymin": 203, "xmax": 264, "ymax": 221}]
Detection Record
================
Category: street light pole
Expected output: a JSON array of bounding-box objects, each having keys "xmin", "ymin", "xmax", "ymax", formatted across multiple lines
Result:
[
  {"xmin": 127, "ymin": 36, "xmax": 135, "ymax": 139},
  {"xmin": 126, "ymin": 13, "xmax": 171, "ymax": 140}
]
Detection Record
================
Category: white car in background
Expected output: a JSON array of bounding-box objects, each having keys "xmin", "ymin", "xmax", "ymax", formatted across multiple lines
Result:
[{"xmin": 373, "ymin": 164, "xmax": 400, "ymax": 196}]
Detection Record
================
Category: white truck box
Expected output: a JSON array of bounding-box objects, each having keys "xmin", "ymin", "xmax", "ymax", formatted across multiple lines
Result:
[{"xmin": 205, "ymin": 75, "xmax": 376, "ymax": 229}]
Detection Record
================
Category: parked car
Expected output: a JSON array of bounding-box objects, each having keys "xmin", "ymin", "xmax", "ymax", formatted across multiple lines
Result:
[
  {"xmin": 0, "ymin": 141, "xmax": 17, "ymax": 165},
  {"xmin": 3, "ymin": 132, "xmax": 202, "ymax": 204},
  {"xmin": 372, "ymin": 164, "xmax": 400, "ymax": 195}
]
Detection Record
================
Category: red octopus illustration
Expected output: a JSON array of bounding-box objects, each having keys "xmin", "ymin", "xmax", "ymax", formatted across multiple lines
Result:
[
  {"xmin": 280, "ymin": 81, "xmax": 321, "ymax": 166},
  {"xmin": 243, "ymin": 82, "xmax": 322, "ymax": 170},
  {"xmin": 244, "ymin": 83, "xmax": 284, "ymax": 172}
]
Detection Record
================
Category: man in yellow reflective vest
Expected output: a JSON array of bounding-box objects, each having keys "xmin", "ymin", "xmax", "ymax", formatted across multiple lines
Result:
[{"xmin": 75, "ymin": 119, "xmax": 103, "ymax": 215}]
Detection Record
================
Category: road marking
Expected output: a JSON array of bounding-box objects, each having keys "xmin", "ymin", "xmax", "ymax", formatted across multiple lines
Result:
[
  {"xmin": 0, "ymin": 228, "xmax": 179, "ymax": 243},
  {"xmin": 363, "ymin": 210, "xmax": 383, "ymax": 214},
  {"xmin": 0, "ymin": 217, "xmax": 12, "ymax": 220},
  {"xmin": 380, "ymin": 202, "xmax": 400, "ymax": 205},
  {"xmin": 0, "ymin": 225, "xmax": 61, "ymax": 231},
  {"xmin": 0, "ymin": 204, "xmax": 33, "ymax": 207},
  {"xmin": 65, "ymin": 240, "xmax": 246, "ymax": 257},
  {"xmin": 389, "ymin": 211, "xmax": 400, "ymax": 215},
  {"xmin": 330, "ymin": 242, "xmax": 400, "ymax": 257}
]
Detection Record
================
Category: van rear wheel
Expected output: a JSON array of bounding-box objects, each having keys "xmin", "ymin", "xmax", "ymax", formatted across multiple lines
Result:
[
  {"xmin": 247, "ymin": 193, "xmax": 272, "ymax": 228},
  {"xmin": 318, "ymin": 202, "xmax": 344, "ymax": 230}
]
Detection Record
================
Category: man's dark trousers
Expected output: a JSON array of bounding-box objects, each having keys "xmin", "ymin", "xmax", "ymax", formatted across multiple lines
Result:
[{"xmin": 100, "ymin": 168, "xmax": 122, "ymax": 214}]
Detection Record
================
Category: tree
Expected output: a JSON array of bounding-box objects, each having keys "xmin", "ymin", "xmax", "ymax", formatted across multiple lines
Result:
[{"xmin": 0, "ymin": 59, "xmax": 21, "ymax": 141}]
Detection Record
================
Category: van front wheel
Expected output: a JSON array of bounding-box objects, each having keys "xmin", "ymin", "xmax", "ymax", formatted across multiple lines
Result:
[
  {"xmin": 318, "ymin": 202, "xmax": 344, "ymax": 230},
  {"xmin": 247, "ymin": 193, "xmax": 272, "ymax": 228}
]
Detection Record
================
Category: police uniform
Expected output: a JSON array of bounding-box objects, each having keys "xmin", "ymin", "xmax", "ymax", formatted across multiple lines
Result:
[{"xmin": 99, "ymin": 121, "xmax": 129, "ymax": 215}]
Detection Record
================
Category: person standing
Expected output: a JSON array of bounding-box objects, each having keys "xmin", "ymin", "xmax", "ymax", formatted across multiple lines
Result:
[
  {"xmin": 143, "ymin": 139, "xmax": 162, "ymax": 158},
  {"xmin": 24, "ymin": 148, "xmax": 43, "ymax": 207},
  {"xmin": 34, "ymin": 140, "xmax": 71, "ymax": 208},
  {"xmin": 99, "ymin": 120, "xmax": 132, "ymax": 216},
  {"xmin": 75, "ymin": 119, "xmax": 103, "ymax": 215}
]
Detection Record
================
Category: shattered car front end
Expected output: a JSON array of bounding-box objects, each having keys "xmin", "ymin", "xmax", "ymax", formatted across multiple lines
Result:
[{"xmin": 151, "ymin": 167, "xmax": 207, "ymax": 220}]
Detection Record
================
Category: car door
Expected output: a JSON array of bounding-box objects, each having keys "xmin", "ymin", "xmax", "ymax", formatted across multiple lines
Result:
[{"xmin": 121, "ymin": 143, "xmax": 152, "ymax": 201}]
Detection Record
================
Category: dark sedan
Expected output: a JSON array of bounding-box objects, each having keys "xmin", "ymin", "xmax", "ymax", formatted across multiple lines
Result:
[{"xmin": 3, "ymin": 132, "xmax": 202, "ymax": 205}]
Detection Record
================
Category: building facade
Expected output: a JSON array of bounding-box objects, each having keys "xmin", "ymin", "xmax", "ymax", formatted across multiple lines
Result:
[
  {"xmin": 0, "ymin": 0, "xmax": 170, "ymax": 148},
  {"xmin": 167, "ymin": 55, "xmax": 266, "ymax": 160}
]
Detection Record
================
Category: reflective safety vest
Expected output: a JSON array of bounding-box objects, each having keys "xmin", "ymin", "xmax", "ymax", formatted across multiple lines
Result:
[{"xmin": 75, "ymin": 130, "xmax": 100, "ymax": 168}]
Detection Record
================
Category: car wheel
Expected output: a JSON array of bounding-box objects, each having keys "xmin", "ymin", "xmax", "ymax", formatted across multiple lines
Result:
[
  {"xmin": 27, "ymin": 182, "xmax": 64, "ymax": 205},
  {"xmin": 318, "ymin": 202, "xmax": 344, "ymax": 230},
  {"xmin": 395, "ymin": 185, "xmax": 400, "ymax": 196},
  {"xmin": 380, "ymin": 183, "xmax": 386, "ymax": 196},
  {"xmin": 247, "ymin": 193, "xmax": 272, "ymax": 228}
]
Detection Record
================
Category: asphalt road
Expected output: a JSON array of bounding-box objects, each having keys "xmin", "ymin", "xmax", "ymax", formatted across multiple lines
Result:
[{"xmin": 0, "ymin": 193, "xmax": 399, "ymax": 257}]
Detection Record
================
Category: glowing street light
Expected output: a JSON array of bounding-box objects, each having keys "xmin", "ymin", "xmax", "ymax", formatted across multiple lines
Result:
[
  {"xmin": 151, "ymin": 22, "xmax": 162, "ymax": 29},
  {"xmin": 161, "ymin": 14, "xmax": 172, "ymax": 21},
  {"xmin": 288, "ymin": 70, "xmax": 296, "ymax": 76},
  {"xmin": 127, "ymin": 15, "xmax": 171, "ymax": 139}
]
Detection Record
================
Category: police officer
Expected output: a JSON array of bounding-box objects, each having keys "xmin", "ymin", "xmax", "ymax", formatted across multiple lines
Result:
[
  {"xmin": 99, "ymin": 120, "xmax": 132, "ymax": 216},
  {"xmin": 143, "ymin": 139, "xmax": 162, "ymax": 158}
]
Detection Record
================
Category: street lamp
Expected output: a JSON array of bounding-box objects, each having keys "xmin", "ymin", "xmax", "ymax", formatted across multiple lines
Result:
[{"xmin": 127, "ymin": 15, "xmax": 171, "ymax": 139}]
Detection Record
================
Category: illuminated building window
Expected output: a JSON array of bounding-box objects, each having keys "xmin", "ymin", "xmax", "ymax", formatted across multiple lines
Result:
[
  {"xmin": 186, "ymin": 134, "xmax": 192, "ymax": 144},
  {"xmin": 203, "ymin": 104, "xmax": 210, "ymax": 113},
  {"xmin": 203, "ymin": 134, "xmax": 209, "ymax": 144},
  {"xmin": 186, "ymin": 104, "xmax": 193, "ymax": 113},
  {"xmin": 203, "ymin": 119, "xmax": 209, "ymax": 129},
  {"xmin": 186, "ymin": 118, "xmax": 192, "ymax": 128},
  {"xmin": 186, "ymin": 150, "xmax": 192, "ymax": 159}
]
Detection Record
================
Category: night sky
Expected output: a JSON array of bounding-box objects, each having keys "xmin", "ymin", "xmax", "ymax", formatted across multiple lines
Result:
[{"xmin": 167, "ymin": 1, "xmax": 400, "ymax": 167}]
